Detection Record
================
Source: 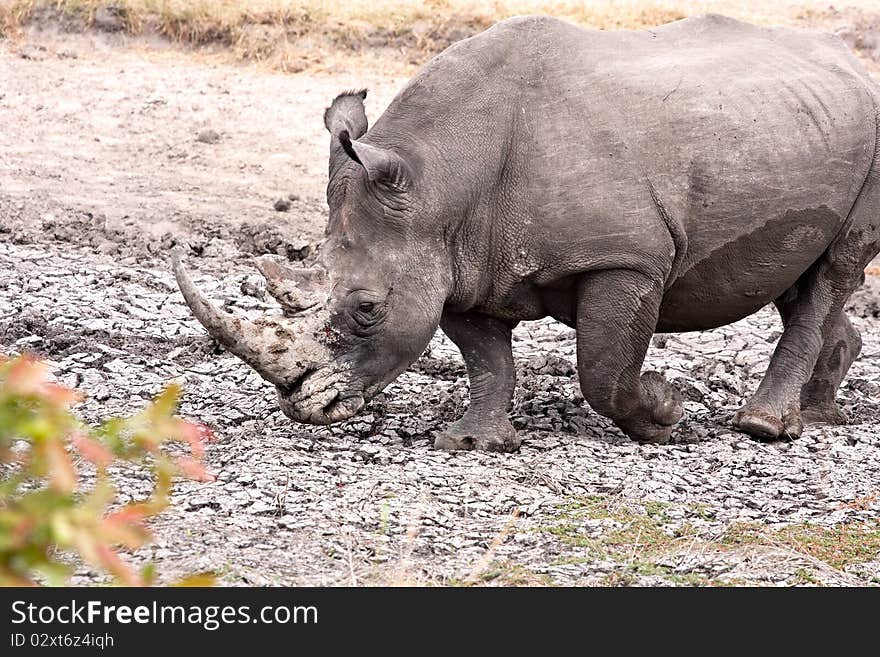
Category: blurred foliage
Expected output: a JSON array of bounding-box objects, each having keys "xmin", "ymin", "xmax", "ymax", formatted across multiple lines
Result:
[{"xmin": 0, "ymin": 355, "xmax": 215, "ymax": 586}]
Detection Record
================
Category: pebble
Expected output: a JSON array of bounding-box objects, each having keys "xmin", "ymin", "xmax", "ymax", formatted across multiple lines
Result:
[
  {"xmin": 17, "ymin": 44, "xmax": 48, "ymax": 61},
  {"xmin": 196, "ymin": 129, "xmax": 221, "ymax": 144}
]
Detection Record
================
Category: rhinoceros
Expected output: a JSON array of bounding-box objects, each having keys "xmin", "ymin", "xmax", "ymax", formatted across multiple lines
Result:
[{"xmin": 173, "ymin": 14, "xmax": 880, "ymax": 452}]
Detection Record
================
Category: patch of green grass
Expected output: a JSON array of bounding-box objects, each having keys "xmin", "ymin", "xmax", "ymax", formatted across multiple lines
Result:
[
  {"xmin": 717, "ymin": 521, "xmax": 765, "ymax": 547},
  {"xmin": 601, "ymin": 562, "xmax": 712, "ymax": 587},
  {"xmin": 537, "ymin": 495, "xmax": 701, "ymax": 582},
  {"xmin": 541, "ymin": 522, "xmax": 601, "ymax": 551},
  {"xmin": 452, "ymin": 561, "xmax": 552, "ymax": 587},
  {"xmin": 540, "ymin": 495, "xmax": 698, "ymax": 559},
  {"xmin": 792, "ymin": 568, "xmax": 821, "ymax": 586},
  {"xmin": 643, "ymin": 500, "xmax": 669, "ymax": 519},
  {"xmin": 540, "ymin": 496, "xmax": 880, "ymax": 586},
  {"xmin": 717, "ymin": 521, "xmax": 880, "ymax": 570},
  {"xmin": 686, "ymin": 502, "xmax": 716, "ymax": 521},
  {"xmin": 774, "ymin": 523, "xmax": 880, "ymax": 570}
]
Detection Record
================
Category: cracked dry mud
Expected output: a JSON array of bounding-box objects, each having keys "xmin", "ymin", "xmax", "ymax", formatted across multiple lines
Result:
[{"xmin": 2, "ymin": 39, "xmax": 879, "ymax": 586}]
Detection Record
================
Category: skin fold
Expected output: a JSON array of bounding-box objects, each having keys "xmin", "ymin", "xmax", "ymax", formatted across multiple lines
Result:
[{"xmin": 176, "ymin": 14, "xmax": 880, "ymax": 452}]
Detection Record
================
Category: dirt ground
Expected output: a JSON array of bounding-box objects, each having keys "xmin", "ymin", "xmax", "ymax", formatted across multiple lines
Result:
[{"xmin": 2, "ymin": 21, "xmax": 880, "ymax": 586}]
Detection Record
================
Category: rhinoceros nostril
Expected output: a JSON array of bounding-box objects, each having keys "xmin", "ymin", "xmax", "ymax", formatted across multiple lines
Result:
[{"xmin": 322, "ymin": 391, "xmax": 366, "ymax": 424}]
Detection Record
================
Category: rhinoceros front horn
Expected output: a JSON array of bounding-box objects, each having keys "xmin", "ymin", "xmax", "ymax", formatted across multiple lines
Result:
[{"xmin": 171, "ymin": 251, "xmax": 318, "ymax": 387}]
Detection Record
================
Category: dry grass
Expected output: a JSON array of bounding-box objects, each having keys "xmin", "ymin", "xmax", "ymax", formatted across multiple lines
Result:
[
  {"xmin": 538, "ymin": 497, "xmax": 880, "ymax": 585},
  {"xmin": 2, "ymin": 0, "xmax": 879, "ymax": 72}
]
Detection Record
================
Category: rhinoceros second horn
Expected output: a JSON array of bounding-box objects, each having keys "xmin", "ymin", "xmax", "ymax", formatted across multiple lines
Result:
[{"xmin": 171, "ymin": 251, "xmax": 309, "ymax": 387}]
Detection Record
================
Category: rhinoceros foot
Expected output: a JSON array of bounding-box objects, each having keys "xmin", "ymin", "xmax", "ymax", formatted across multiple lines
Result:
[
  {"xmin": 612, "ymin": 372, "xmax": 683, "ymax": 444},
  {"xmin": 735, "ymin": 402, "xmax": 803, "ymax": 440},
  {"xmin": 434, "ymin": 415, "xmax": 521, "ymax": 453},
  {"xmin": 800, "ymin": 404, "xmax": 848, "ymax": 426}
]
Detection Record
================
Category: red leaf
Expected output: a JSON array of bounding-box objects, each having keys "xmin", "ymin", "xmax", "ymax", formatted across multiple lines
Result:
[
  {"xmin": 72, "ymin": 434, "xmax": 113, "ymax": 467},
  {"xmin": 95, "ymin": 543, "xmax": 142, "ymax": 586},
  {"xmin": 4, "ymin": 356, "xmax": 81, "ymax": 406},
  {"xmin": 43, "ymin": 440, "xmax": 77, "ymax": 493},
  {"xmin": 105, "ymin": 505, "xmax": 149, "ymax": 527},
  {"xmin": 42, "ymin": 383, "xmax": 82, "ymax": 407},
  {"xmin": 175, "ymin": 456, "xmax": 215, "ymax": 482}
]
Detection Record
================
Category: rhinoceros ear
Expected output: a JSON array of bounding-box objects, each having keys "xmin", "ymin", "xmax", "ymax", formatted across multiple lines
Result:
[
  {"xmin": 324, "ymin": 89, "xmax": 411, "ymax": 190},
  {"xmin": 336, "ymin": 130, "xmax": 411, "ymax": 190},
  {"xmin": 324, "ymin": 89, "xmax": 368, "ymax": 140}
]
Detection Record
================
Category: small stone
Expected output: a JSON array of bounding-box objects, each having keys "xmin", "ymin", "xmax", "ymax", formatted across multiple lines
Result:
[
  {"xmin": 93, "ymin": 6, "xmax": 125, "ymax": 32},
  {"xmin": 196, "ymin": 129, "xmax": 221, "ymax": 144},
  {"xmin": 82, "ymin": 318, "xmax": 111, "ymax": 332},
  {"xmin": 249, "ymin": 501, "xmax": 276, "ymax": 515},
  {"xmin": 240, "ymin": 276, "xmax": 265, "ymax": 299},
  {"xmin": 103, "ymin": 358, "xmax": 130, "ymax": 373},
  {"xmin": 273, "ymin": 198, "xmax": 291, "ymax": 212},
  {"xmin": 18, "ymin": 44, "xmax": 48, "ymax": 61},
  {"xmin": 95, "ymin": 240, "xmax": 118, "ymax": 256}
]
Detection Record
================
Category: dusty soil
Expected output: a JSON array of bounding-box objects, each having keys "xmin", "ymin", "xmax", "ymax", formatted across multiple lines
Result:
[{"xmin": 2, "ymin": 29, "xmax": 880, "ymax": 586}]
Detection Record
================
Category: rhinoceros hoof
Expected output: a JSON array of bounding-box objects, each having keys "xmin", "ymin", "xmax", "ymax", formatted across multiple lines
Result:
[
  {"xmin": 433, "ymin": 417, "xmax": 521, "ymax": 453},
  {"xmin": 800, "ymin": 404, "xmax": 848, "ymax": 426},
  {"xmin": 611, "ymin": 372, "xmax": 683, "ymax": 444},
  {"xmin": 616, "ymin": 419, "xmax": 676, "ymax": 444},
  {"xmin": 640, "ymin": 371, "xmax": 684, "ymax": 426},
  {"xmin": 735, "ymin": 403, "xmax": 803, "ymax": 440}
]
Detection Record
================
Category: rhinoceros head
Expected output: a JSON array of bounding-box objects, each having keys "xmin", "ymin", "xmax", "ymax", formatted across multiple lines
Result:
[{"xmin": 173, "ymin": 90, "xmax": 451, "ymax": 425}]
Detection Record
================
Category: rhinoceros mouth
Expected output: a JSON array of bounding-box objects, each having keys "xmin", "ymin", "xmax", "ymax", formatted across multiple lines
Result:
[
  {"xmin": 277, "ymin": 369, "xmax": 365, "ymax": 425},
  {"xmin": 278, "ymin": 390, "xmax": 365, "ymax": 425}
]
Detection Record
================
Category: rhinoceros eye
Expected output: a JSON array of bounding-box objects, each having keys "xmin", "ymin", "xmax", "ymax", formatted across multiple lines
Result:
[{"xmin": 348, "ymin": 291, "xmax": 386, "ymax": 333}]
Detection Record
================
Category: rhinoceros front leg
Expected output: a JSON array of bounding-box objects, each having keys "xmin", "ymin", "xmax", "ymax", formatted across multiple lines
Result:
[
  {"xmin": 575, "ymin": 270, "xmax": 683, "ymax": 443},
  {"xmin": 434, "ymin": 312, "xmax": 520, "ymax": 452}
]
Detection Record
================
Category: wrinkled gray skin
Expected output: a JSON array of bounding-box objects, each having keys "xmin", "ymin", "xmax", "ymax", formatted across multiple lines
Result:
[{"xmin": 175, "ymin": 14, "xmax": 880, "ymax": 452}]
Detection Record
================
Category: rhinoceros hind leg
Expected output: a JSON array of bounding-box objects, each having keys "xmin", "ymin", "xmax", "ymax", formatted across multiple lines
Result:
[
  {"xmin": 737, "ymin": 308, "xmax": 861, "ymax": 438},
  {"xmin": 737, "ymin": 194, "xmax": 878, "ymax": 440},
  {"xmin": 575, "ymin": 270, "xmax": 682, "ymax": 443},
  {"xmin": 434, "ymin": 312, "xmax": 520, "ymax": 452},
  {"xmin": 738, "ymin": 139, "xmax": 879, "ymax": 439},
  {"xmin": 799, "ymin": 310, "xmax": 861, "ymax": 425}
]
